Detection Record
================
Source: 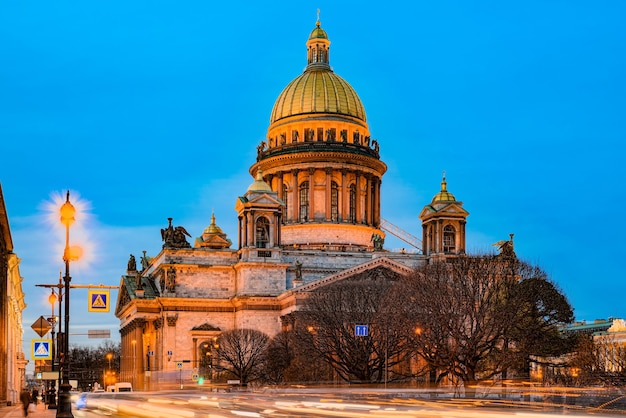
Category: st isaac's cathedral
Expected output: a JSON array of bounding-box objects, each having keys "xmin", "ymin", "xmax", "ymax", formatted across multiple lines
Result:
[{"xmin": 115, "ymin": 18, "xmax": 469, "ymax": 389}]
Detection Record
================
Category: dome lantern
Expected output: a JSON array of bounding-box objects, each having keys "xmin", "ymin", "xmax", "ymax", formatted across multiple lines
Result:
[{"xmin": 432, "ymin": 172, "xmax": 457, "ymax": 203}]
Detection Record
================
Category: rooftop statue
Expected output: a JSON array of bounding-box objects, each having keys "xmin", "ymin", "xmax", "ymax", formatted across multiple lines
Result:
[
  {"xmin": 493, "ymin": 234, "xmax": 516, "ymax": 259},
  {"xmin": 161, "ymin": 217, "xmax": 192, "ymax": 249},
  {"xmin": 127, "ymin": 254, "xmax": 137, "ymax": 272},
  {"xmin": 371, "ymin": 233, "xmax": 384, "ymax": 251}
]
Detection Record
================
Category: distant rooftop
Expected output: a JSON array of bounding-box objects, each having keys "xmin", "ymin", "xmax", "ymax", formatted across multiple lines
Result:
[{"xmin": 562, "ymin": 318, "xmax": 617, "ymax": 335}]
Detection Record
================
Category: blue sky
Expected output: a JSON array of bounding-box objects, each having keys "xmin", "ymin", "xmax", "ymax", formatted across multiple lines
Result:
[{"xmin": 1, "ymin": 1, "xmax": 625, "ymax": 367}]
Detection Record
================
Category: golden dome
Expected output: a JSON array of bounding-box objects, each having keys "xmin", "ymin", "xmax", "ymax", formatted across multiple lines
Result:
[
  {"xmin": 309, "ymin": 20, "xmax": 328, "ymax": 40},
  {"xmin": 195, "ymin": 212, "xmax": 232, "ymax": 249},
  {"xmin": 432, "ymin": 174, "xmax": 456, "ymax": 203},
  {"xmin": 269, "ymin": 20, "xmax": 366, "ymax": 125},
  {"xmin": 270, "ymin": 71, "xmax": 366, "ymax": 124},
  {"xmin": 202, "ymin": 212, "xmax": 224, "ymax": 235},
  {"xmin": 247, "ymin": 169, "xmax": 273, "ymax": 193}
]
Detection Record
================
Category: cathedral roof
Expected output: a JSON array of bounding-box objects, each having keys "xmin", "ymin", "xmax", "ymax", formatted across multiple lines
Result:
[{"xmin": 269, "ymin": 20, "xmax": 366, "ymax": 125}]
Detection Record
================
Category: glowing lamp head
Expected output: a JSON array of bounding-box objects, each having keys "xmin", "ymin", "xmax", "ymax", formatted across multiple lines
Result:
[
  {"xmin": 68, "ymin": 245, "xmax": 83, "ymax": 261},
  {"xmin": 48, "ymin": 291, "xmax": 57, "ymax": 305},
  {"xmin": 59, "ymin": 191, "xmax": 76, "ymax": 227}
]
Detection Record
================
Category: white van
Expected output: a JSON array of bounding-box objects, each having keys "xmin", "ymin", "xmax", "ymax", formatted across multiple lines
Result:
[{"xmin": 114, "ymin": 382, "xmax": 133, "ymax": 392}]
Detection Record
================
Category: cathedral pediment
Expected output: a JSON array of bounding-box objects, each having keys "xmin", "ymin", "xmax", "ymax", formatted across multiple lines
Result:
[
  {"xmin": 293, "ymin": 257, "xmax": 414, "ymax": 293},
  {"xmin": 246, "ymin": 194, "xmax": 283, "ymax": 206},
  {"xmin": 235, "ymin": 193, "xmax": 284, "ymax": 212},
  {"xmin": 419, "ymin": 202, "xmax": 468, "ymax": 220},
  {"xmin": 192, "ymin": 323, "xmax": 221, "ymax": 331},
  {"xmin": 196, "ymin": 234, "xmax": 231, "ymax": 248},
  {"xmin": 114, "ymin": 276, "xmax": 131, "ymax": 316}
]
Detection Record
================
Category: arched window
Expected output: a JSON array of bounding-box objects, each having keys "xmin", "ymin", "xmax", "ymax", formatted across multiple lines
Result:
[
  {"xmin": 255, "ymin": 216, "xmax": 270, "ymax": 248},
  {"xmin": 349, "ymin": 184, "xmax": 356, "ymax": 223},
  {"xmin": 282, "ymin": 184, "xmax": 288, "ymax": 223},
  {"xmin": 443, "ymin": 225, "xmax": 456, "ymax": 253},
  {"xmin": 331, "ymin": 182, "xmax": 339, "ymax": 221},
  {"xmin": 299, "ymin": 181, "xmax": 309, "ymax": 222}
]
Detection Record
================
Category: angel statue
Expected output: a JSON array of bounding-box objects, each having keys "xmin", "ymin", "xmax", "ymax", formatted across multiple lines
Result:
[
  {"xmin": 161, "ymin": 217, "xmax": 192, "ymax": 249},
  {"xmin": 493, "ymin": 234, "xmax": 516, "ymax": 259}
]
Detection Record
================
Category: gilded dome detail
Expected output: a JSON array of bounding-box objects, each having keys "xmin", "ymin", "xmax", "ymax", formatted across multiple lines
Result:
[
  {"xmin": 432, "ymin": 173, "xmax": 457, "ymax": 203},
  {"xmin": 269, "ymin": 19, "xmax": 366, "ymax": 126},
  {"xmin": 246, "ymin": 168, "xmax": 273, "ymax": 193},
  {"xmin": 270, "ymin": 70, "xmax": 366, "ymax": 124}
]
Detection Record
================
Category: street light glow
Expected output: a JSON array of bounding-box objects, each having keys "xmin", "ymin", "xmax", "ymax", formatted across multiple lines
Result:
[{"xmin": 42, "ymin": 190, "xmax": 95, "ymax": 272}]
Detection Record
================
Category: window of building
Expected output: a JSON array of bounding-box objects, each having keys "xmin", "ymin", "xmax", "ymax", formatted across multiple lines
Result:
[
  {"xmin": 255, "ymin": 216, "xmax": 270, "ymax": 248},
  {"xmin": 443, "ymin": 225, "xmax": 456, "ymax": 253},
  {"xmin": 299, "ymin": 181, "xmax": 309, "ymax": 222},
  {"xmin": 331, "ymin": 181, "xmax": 339, "ymax": 221}
]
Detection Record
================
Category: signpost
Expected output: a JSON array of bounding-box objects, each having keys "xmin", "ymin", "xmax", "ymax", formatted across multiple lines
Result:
[
  {"xmin": 32, "ymin": 340, "xmax": 52, "ymax": 360},
  {"xmin": 87, "ymin": 330, "xmax": 111, "ymax": 339},
  {"xmin": 87, "ymin": 290, "xmax": 110, "ymax": 312},
  {"xmin": 355, "ymin": 324, "xmax": 369, "ymax": 337},
  {"xmin": 31, "ymin": 316, "xmax": 52, "ymax": 337}
]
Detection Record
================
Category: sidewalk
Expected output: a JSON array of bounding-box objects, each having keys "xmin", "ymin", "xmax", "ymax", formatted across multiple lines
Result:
[{"xmin": 0, "ymin": 402, "xmax": 57, "ymax": 418}]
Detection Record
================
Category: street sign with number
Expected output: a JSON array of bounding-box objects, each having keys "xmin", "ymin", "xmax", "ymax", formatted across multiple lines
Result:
[{"xmin": 176, "ymin": 362, "xmax": 183, "ymax": 369}]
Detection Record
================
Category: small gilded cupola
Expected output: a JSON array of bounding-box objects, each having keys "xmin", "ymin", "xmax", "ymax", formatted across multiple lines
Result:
[
  {"xmin": 195, "ymin": 212, "xmax": 232, "ymax": 249},
  {"xmin": 431, "ymin": 175, "xmax": 456, "ymax": 203},
  {"xmin": 307, "ymin": 13, "xmax": 330, "ymax": 69},
  {"xmin": 419, "ymin": 173, "xmax": 469, "ymax": 257}
]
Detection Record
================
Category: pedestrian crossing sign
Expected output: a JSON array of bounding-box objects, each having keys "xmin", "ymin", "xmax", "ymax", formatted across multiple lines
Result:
[
  {"xmin": 32, "ymin": 340, "xmax": 52, "ymax": 360},
  {"xmin": 88, "ymin": 290, "xmax": 110, "ymax": 312}
]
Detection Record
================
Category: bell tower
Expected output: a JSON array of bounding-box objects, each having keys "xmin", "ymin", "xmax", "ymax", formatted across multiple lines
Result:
[
  {"xmin": 235, "ymin": 169, "xmax": 284, "ymax": 261},
  {"xmin": 419, "ymin": 174, "xmax": 469, "ymax": 259}
]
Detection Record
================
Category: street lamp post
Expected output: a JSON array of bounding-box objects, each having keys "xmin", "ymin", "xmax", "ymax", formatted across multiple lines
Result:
[
  {"xmin": 106, "ymin": 353, "xmax": 113, "ymax": 387},
  {"xmin": 57, "ymin": 191, "xmax": 75, "ymax": 418}
]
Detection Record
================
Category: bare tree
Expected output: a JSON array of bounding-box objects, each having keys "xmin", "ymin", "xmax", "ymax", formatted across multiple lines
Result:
[
  {"xmin": 570, "ymin": 333, "xmax": 626, "ymax": 386},
  {"xmin": 68, "ymin": 340, "xmax": 120, "ymax": 390},
  {"xmin": 397, "ymin": 256, "xmax": 527, "ymax": 389},
  {"xmin": 216, "ymin": 329, "xmax": 269, "ymax": 385},
  {"xmin": 263, "ymin": 331, "xmax": 292, "ymax": 384},
  {"xmin": 395, "ymin": 255, "xmax": 573, "ymax": 392},
  {"xmin": 262, "ymin": 330, "xmax": 334, "ymax": 384},
  {"xmin": 297, "ymin": 267, "xmax": 410, "ymax": 383}
]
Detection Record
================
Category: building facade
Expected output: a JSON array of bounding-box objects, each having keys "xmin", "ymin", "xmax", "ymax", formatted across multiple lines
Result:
[
  {"xmin": 0, "ymin": 184, "xmax": 28, "ymax": 404},
  {"xmin": 115, "ymin": 19, "xmax": 469, "ymax": 389}
]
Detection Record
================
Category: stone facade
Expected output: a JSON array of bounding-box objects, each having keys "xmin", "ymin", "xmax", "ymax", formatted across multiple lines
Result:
[
  {"xmin": 114, "ymin": 19, "xmax": 469, "ymax": 390},
  {"xmin": 0, "ymin": 184, "xmax": 28, "ymax": 404}
]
